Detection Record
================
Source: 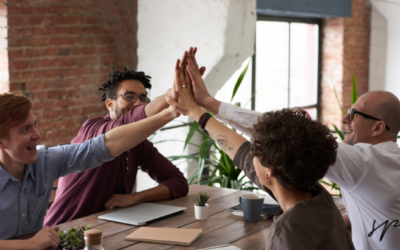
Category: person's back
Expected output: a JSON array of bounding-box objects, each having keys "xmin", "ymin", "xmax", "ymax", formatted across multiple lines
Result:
[
  {"xmin": 265, "ymin": 184, "xmax": 353, "ymax": 250},
  {"xmin": 234, "ymin": 141, "xmax": 355, "ymax": 250}
]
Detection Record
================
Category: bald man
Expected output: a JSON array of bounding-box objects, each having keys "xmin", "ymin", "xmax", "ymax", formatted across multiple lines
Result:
[{"xmin": 187, "ymin": 57, "xmax": 400, "ymax": 250}]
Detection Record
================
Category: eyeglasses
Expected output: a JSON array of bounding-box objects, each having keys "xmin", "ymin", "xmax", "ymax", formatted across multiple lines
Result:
[
  {"xmin": 112, "ymin": 92, "xmax": 150, "ymax": 104},
  {"xmin": 348, "ymin": 109, "xmax": 390, "ymax": 130}
]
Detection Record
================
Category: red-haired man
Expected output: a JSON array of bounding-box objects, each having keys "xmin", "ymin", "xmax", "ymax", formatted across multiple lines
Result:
[{"xmin": 0, "ymin": 92, "xmax": 179, "ymax": 249}]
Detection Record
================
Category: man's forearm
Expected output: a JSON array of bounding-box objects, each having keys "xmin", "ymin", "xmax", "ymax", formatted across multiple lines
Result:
[
  {"xmin": 136, "ymin": 184, "xmax": 172, "ymax": 202},
  {"xmin": 144, "ymin": 93, "xmax": 169, "ymax": 117},
  {"xmin": 105, "ymin": 108, "xmax": 175, "ymax": 157},
  {"xmin": 200, "ymin": 97, "xmax": 221, "ymax": 116},
  {"xmin": 190, "ymin": 108, "xmax": 247, "ymax": 160}
]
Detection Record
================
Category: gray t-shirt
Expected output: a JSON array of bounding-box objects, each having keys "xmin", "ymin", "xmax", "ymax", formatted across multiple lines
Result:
[{"xmin": 234, "ymin": 142, "xmax": 355, "ymax": 250}]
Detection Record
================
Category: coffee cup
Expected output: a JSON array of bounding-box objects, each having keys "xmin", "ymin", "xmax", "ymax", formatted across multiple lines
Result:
[{"xmin": 239, "ymin": 193, "xmax": 264, "ymax": 222}]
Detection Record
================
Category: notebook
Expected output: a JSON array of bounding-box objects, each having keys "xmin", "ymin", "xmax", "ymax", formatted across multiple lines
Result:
[{"xmin": 125, "ymin": 227, "xmax": 203, "ymax": 245}]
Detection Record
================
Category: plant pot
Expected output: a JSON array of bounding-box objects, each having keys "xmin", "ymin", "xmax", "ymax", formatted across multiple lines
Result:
[{"xmin": 194, "ymin": 203, "xmax": 209, "ymax": 220}]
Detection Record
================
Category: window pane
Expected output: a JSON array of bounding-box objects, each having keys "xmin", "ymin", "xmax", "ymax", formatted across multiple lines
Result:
[
  {"xmin": 289, "ymin": 23, "xmax": 319, "ymax": 108},
  {"xmin": 304, "ymin": 107, "xmax": 317, "ymax": 120},
  {"xmin": 215, "ymin": 57, "xmax": 252, "ymax": 110},
  {"xmin": 255, "ymin": 21, "xmax": 289, "ymax": 113}
]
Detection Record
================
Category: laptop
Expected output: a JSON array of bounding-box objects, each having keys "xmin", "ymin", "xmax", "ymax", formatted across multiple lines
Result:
[{"xmin": 98, "ymin": 203, "xmax": 187, "ymax": 226}]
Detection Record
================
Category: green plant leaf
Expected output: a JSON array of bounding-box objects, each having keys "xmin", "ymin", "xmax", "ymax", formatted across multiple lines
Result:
[
  {"xmin": 319, "ymin": 179, "xmax": 342, "ymax": 197},
  {"xmin": 352, "ymin": 74, "xmax": 358, "ymax": 105},
  {"xmin": 231, "ymin": 180, "xmax": 239, "ymax": 190},
  {"xmin": 221, "ymin": 177, "xmax": 230, "ymax": 188},
  {"xmin": 197, "ymin": 192, "xmax": 211, "ymax": 206},
  {"xmin": 167, "ymin": 155, "xmax": 219, "ymax": 166},
  {"xmin": 183, "ymin": 122, "xmax": 200, "ymax": 152},
  {"xmin": 333, "ymin": 124, "xmax": 345, "ymax": 141},
  {"xmin": 154, "ymin": 139, "xmax": 200, "ymax": 148},
  {"xmin": 331, "ymin": 78, "xmax": 344, "ymax": 117},
  {"xmin": 197, "ymin": 137, "xmax": 215, "ymax": 184},
  {"xmin": 231, "ymin": 60, "xmax": 250, "ymax": 103}
]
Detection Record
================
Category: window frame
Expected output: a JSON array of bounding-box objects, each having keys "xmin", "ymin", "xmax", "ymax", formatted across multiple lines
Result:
[{"xmin": 251, "ymin": 15, "xmax": 323, "ymax": 120}]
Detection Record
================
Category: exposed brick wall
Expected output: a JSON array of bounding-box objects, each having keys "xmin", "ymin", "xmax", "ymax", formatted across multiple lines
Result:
[
  {"xmin": 342, "ymin": 0, "xmax": 371, "ymax": 112},
  {"xmin": 321, "ymin": 18, "xmax": 345, "ymax": 129},
  {"xmin": 6, "ymin": 0, "xmax": 138, "ymax": 146},
  {"xmin": 321, "ymin": 0, "xmax": 371, "ymax": 130}
]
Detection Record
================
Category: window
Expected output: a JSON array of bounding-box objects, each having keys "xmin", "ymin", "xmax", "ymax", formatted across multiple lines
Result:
[
  {"xmin": 254, "ymin": 16, "xmax": 321, "ymax": 119},
  {"xmin": 222, "ymin": 16, "xmax": 322, "ymax": 119},
  {"xmin": 253, "ymin": 16, "xmax": 322, "ymax": 119}
]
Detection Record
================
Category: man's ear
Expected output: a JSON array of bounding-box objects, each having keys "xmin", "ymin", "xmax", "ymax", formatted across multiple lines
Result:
[
  {"xmin": 105, "ymin": 98, "xmax": 114, "ymax": 112},
  {"xmin": 372, "ymin": 121, "xmax": 386, "ymax": 137},
  {"xmin": 266, "ymin": 167, "xmax": 272, "ymax": 176}
]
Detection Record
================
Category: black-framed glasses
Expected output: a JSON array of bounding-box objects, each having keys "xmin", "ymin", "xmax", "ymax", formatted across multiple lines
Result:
[
  {"xmin": 112, "ymin": 92, "xmax": 150, "ymax": 104},
  {"xmin": 348, "ymin": 109, "xmax": 390, "ymax": 130}
]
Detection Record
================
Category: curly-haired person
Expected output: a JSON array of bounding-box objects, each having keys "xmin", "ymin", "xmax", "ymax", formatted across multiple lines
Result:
[
  {"xmin": 165, "ymin": 48, "xmax": 355, "ymax": 250},
  {"xmin": 45, "ymin": 53, "xmax": 206, "ymax": 226},
  {"xmin": 187, "ymin": 46, "xmax": 400, "ymax": 250}
]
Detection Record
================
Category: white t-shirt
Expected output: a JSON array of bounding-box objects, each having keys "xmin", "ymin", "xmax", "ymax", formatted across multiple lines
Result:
[{"xmin": 217, "ymin": 102, "xmax": 400, "ymax": 250}]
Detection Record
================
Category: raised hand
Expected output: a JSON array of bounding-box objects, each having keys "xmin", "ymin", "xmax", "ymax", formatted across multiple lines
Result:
[
  {"xmin": 187, "ymin": 47, "xmax": 220, "ymax": 114},
  {"xmin": 166, "ymin": 57, "xmax": 205, "ymax": 121}
]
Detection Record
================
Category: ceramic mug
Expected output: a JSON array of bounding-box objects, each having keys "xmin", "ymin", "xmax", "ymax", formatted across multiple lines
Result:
[{"xmin": 239, "ymin": 193, "xmax": 264, "ymax": 222}]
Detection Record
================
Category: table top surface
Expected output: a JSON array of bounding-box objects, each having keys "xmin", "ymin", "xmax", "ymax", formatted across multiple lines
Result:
[{"xmin": 53, "ymin": 184, "xmax": 345, "ymax": 250}]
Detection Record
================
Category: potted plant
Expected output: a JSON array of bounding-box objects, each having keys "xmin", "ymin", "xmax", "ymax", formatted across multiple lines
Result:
[
  {"xmin": 58, "ymin": 225, "xmax": 90, "ymax": 250},
  {"xmin": 194, "ymin": 192, "xmax": 211, "ymax": 220}
]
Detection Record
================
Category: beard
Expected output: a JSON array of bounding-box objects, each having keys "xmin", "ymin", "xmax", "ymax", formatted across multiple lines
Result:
[{"xmin": 114, "ymin": 105, "xmax": 124, "ymax": 119}]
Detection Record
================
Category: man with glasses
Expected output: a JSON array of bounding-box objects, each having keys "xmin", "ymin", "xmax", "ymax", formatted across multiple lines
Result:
[
  {"xmin": 45, "ymin": 67, "xmax": 196, "ymax": 226},
  {"xmin": 184, "ymin": 47, "xmax": 400, "ymax": 250}
]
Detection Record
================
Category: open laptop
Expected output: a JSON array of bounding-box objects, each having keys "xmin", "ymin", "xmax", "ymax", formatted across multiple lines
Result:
[{"xmin": 98, "ymin": 203, "xmax": 187, "ymax": 226}]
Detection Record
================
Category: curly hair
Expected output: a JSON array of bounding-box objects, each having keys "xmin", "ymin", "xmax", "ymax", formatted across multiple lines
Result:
[
  {"xmin": 251, "ymin": 108, "xmax": 338, "ymax": 193},
  {"xmin": 99, "ymin": 67, "xmax": 152, "ymax": 102}
]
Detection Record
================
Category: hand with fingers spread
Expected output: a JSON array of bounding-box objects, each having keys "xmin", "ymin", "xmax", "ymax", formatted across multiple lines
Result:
[
  {"xmin": 144, "ymin": 48, "xmax": 206, "ymax": 118},
  {"xmin": 186, "ymin": 47, "xmax": 221, "ymax": 115},
  {"xmin": 166, "ymin": 57, "xmax": 205, "ymax": 121}
]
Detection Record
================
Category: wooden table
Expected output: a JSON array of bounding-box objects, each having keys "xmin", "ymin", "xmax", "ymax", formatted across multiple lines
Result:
[{"xmin": 55, "ymin": 185, "xmax": 346, "ymax": 250}]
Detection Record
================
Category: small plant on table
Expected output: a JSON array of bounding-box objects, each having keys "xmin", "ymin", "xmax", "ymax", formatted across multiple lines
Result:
[
  {"xmin": 58, "ymin": 224, "xmax": 90, "ymax": 250},
  {"xmin": 195, "ymin": 192, "xmax": 211, "ymax": 220},
  {"xmin": 196, "ymin": 192, "xmax": 211, "ymax": 206}
]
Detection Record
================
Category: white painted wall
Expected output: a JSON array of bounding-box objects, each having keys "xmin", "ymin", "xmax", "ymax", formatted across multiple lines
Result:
[
  {"xmin": 369, "ymin": 5, "xmax": 387, "ymax": 91},
  {"xmin": 370, "ymin": 0, "xmax": 400, "ymax": 96},
  {"xmin": 368, "ymin": 3, "xmax": 400, "ymax": 145},
  {"xmin": 135, "ymin": 0, "xmax": 256, "ymax": 191}
]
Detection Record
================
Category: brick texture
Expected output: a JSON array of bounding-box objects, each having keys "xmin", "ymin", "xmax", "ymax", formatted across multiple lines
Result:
[
  {"xmin": 321, "ymin": 0, "xmax": 371, "ymax": 130},
  {"xmin": 6, "ymin": 0, "xmax": 138, "ymax": 146}
]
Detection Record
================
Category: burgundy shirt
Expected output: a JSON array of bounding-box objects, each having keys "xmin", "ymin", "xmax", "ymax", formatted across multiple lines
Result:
[{"xmin": 44, "ymin": 105, "xmax": 188, "ymax": 226}]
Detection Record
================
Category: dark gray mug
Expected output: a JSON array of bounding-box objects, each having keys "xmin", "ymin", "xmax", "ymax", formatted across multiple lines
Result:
[{"xmin": 239, "ymin": 193, "xmax": 264, "ymax": 222}]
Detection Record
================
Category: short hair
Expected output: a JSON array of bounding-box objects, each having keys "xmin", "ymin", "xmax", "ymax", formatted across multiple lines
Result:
[
  {"xmin": 98, "ymin": 67, "xmax": 152, "ymax": 102},
  {"xmin": 0, "ymin": 93, "xmax": 32, "ymax": 140},
  {"xmin": 251, "ymin": 108, "xmax": 338, "ymax": 193}
]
